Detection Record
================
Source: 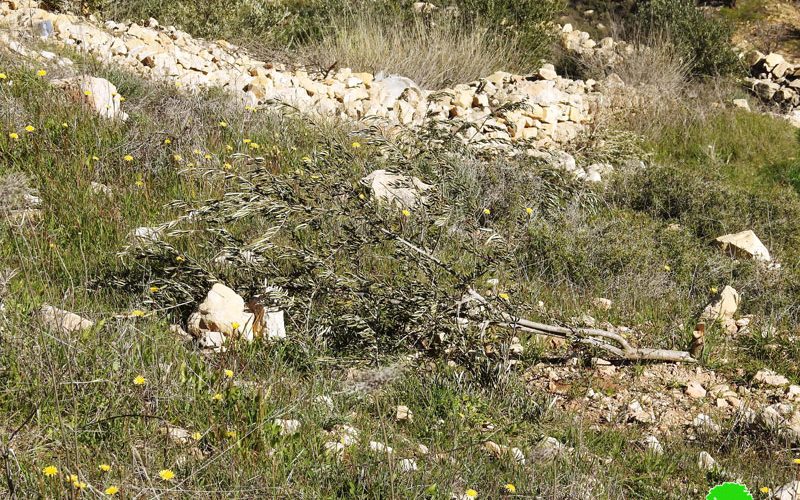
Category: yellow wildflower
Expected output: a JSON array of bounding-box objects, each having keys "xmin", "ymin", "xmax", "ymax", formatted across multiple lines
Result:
[
  {"xmin": 503, "ymin": 483, "xmax": 516, "ymax": 494},
  {"xmin": 83, "ymin": 90, "xmax": 92, "ymax": 96},
  {"xmin": 243, "ymin": 138, "xmax": 252, "ymax": 144},
  {"xmin": 123, "ymin": 155, "xmax": 133, "ymax": 162},
  {"xmin": 119, "ymin": 96, "xmax": 126, "ymax": 102},
  {"xmin": 663, "ymin": 265, "xmax": 671, "ymax": 272},
  {"xmin": 212, "ymin": 393, "xmax": 223, "ymax": 402},
  {"xmin": 72, "ymin": 479, "xmax": 87, "ymax": 489},
  {"xmin": 710, "ymin": 286, "xmax": 718, "ymax": 294},
  {"xmin": 401, "ymin": 209, "xmax": 411, "ymax": 217},
  {"xmin": 133, "ymin": 375, "xmax": 146, "ymax": 385},
  {"xmin": 191, "ymin": 432, "xmax": 202, "ymax": 441},
  {"xmin": 225, "ymin": 430, "xmax": 237, "ymax": 439},
  {"xmin": 149, "ymin": 286, "xmax": 159, "ymax": 293},
  {"xmin": 158, "ymin": 469, "xmax": 175, "ymax": 481},
  {"xmin": 498, "ymin": 292, "xmax": 510, "ymax": 301},
  {"xmin": 0, "ymin": 73, "xmax": 6, "ymax": 79},
  {"xmin": 224, "ymin": 369, "xmax": 234, "ymax": 378},
  {"xmin": 204, "ymin": 154, "xmax": 212, "ymax": 160},
  {"xmin": 42, "ymin": 465, "xmax": 58, "ymax": 477},
  {"xmin": 351, "ymin": 141, "xmax": 361, "ymax": 148},
  {"xmin": 104, "ymin": 485, "xmax": 119, "ymax": 495},
  {"xmin": 525, "ymin": 207, "xmax": 533, "ymax": 215},
  {"xmin": 36, "ymin": 69, "xmax": 47, "ymax": 77},
  {"xmin": 173, "ymin": 154, "xmax": 182, "ymax": 162},
  {"xmin": 301, "ymin": 156, "xmax": 311, "ymax": 163},
  {"xmin": 223, "ymin": 162, "xmax": 232, "ymax": 170},
  {"xmin": 231, "ymin": 322, "xmax": 240, "ymax": 330},
  {"xmin": 794, "ymin": 458, "xmax": 800, "ymax": 464},
  {"xmin": 226, "ymin": 144, "xmax": 233, "ymax": 151},
  {"xmin": 760, "ymin": 487, "xmax": 771, "ymax": 494},
  {"xmin": 67, "ymin": 474, "xmax": 78, "ymax": 483},
  {"xmin": 248, "ymin": 142, "xmax": 260, "ymax": 150},
  {"xmin": 176, "ymin": 255, "xmax": 185, "ymax": 263},
  {"xmin": 219, "ymin": 121, "xmax": 228, "ymax": 128},
  {"xmin": 61, "ymin": 122, "xmax": 68, "ymax": 128},
  {"xmin": 164, "ymin": 138, "xmax": 172, "ymax": 144},
  {"xmin": 135, "ymin": 179, "xmax": 144, "ymax": 188},
  {"xmin": 192, "ymin": 149, "xmax": 201, "ymax": 155},
  {"xmin": 174, "ymin": 82, "xmax": 182, "ymax": 88},
  {"xmin": 98, "ymin": 463, "xmax": 111, "ymax": 472},
  {"xmin": 8, "ymin": 132, "xmax": 19, "ymax": 140},
  {"xmin": 130, "ymin": 309, "xmax": 145, "ymax": 317},
  {"xmin": 465, "ymin": 489, "xmax": 478, "ymax": 498},
  {"xmin": 92, "ymin": 155, "xmax": 100, "ymax": 161},
  {"xmin": 24, "ymin": 125, "xmax": 35, "ymax": 132},
  {"xmin": 483, "ymin": 208, "xmax": 491, "ymax": 215}
]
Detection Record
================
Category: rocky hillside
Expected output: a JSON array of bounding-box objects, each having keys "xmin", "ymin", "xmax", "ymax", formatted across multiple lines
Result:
[{"xmin": 2, "ymin": 0, "xmax": 800, "ymax": 498}]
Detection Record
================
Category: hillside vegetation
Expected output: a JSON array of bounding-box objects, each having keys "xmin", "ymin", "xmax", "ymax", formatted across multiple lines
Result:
[{"xmin": 2, "ymin": 0, "xmax": 800, "ymax": 498}]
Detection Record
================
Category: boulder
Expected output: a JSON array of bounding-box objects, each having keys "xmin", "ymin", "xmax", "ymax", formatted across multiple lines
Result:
[
  {"xmin": 361, "ymin": 170, "xmax": 432, "ymax": 208},
  {"xmin": 701, "ymin": 285, "xmax": 739, "ymax": 322},
  {"xmin": 187, "ymin": 283, "xmax": 285, "ymax": 349},
  {"xmin": 715, "ymin": 230, "xmax": 771, "ymax": 262},
  {"xmin": 754, "ymin": 369, "xmax": 790, "ymax": 387},
  {"xmin": 52, "ymin": 76, "xmax": 127, "ymax": 121},
  {"xmin": 38, "ymin": 304, "xmax": 94, "ymax": 334},
  {"xmin": 773, "ymin": 481, "xmax": 800, "ymax": 500}
]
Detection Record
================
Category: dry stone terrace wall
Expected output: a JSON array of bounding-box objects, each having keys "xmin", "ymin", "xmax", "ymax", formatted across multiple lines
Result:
[{"xmin": 0, "ymin": 1, "xmax": 606, "ymax": 151}]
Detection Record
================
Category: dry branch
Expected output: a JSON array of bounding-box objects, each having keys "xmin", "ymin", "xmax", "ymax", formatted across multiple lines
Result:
[{"xmin": 385, "ymin": 230, "xmax": 696, "ymax": 364}]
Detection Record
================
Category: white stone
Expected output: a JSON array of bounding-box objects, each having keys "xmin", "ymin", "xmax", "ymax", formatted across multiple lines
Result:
[
  {"xmin": 361, "ymin": 170, "xmax": 432, "ymax": 208},
  {"xmin": 643, "ymin": 435, "xmax": 663, "ymax": 455},
  {"xmin": 697, "ymin": 451, "xmax": 717, "ymax": 471},
  {"xmin": 686, "ymin": 381, "xmax": 707, "ymax": 399},
  {"xmin": 715, "ymin": 230, "xmax": 771, "ymax": 262},
  {"xmin": 38, "ymin": 304, "xmax": 94, "ymax": 334},
  {"xmin": 274, "ymin": 418, "xmax": 301, "ymax": 436},
  {"xmin": 52, "ymin": 75, "xmax": 127, "ymax": 120},
  {"xmin": 701, "ymin": 285, "xmax": 739, "ymax": 322},
  {"xmin": 754, "ymin": 369, "xmax": 790, "ymax": 387}
]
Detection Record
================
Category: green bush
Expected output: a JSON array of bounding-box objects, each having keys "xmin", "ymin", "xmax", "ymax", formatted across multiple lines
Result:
[{"xmin": 635, "ymin": 0, "xmax": 741, "ymax": 77}]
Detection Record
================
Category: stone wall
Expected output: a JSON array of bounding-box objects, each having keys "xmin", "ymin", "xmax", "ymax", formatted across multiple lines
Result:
[{"xmin": 0, "ymin": 1, "xmax": 612, "ymax": 151}]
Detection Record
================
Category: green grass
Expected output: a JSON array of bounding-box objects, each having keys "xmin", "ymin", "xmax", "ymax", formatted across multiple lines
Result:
[{"xmin": 1, "ymin": 40, "xmax": 800, "ymax": 498}]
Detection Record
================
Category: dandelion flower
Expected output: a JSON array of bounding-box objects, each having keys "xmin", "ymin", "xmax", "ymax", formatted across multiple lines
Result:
[
  {"xmin": 525, "ymin": 207, "xmax": 533, "ymax": 215},
  {"xmin": 231, "ymin": 322, "xmax": 240, "ymax": 331},
  {"xmin": 176, "ymin": 255, "xmax": 185, "ymax": 263},
  {"xmin": 119, "ymin": 96, "xmax": 126, "ymax": 102},
  {"xmin": 212, "ymin": 393, "xmax": 223, "ymax": 402},
  {"xmin": 483, "ymin": 208, "xmax": 491, "ymax": 215},
  {"xmin": 61, "ymin": 122, "xmax": 68, "ymax": 128},
  {"xmin": 8, "ymin": 132, "xmax": 18, "ymax": 140},
  {"xmin": 351, "ymin": 141, "xmax": 361, "ymax": 148},
  {"xmin": 249, "ymin": 142, "xmax": 260, "ymax": 150},
  {"xmin": 42, "ymin": 465, "xmax": 58, "ymax": 477},
  {"xmin": 663, "ymin": 265, "xmax": 671, "ymax": 272},
  {"xmin": 158, "ymin": 469, "xmax": 175, "ymax": 481},
  {"xmin": 192, "ymin": 149, "xmax": 201, "ymax": 155},
  {"xmin": 24, "ymin": 125, "xmax": 35, "ymax": 133},
  {"xmin": 498, "ymin": 293, "xmax": 510, "ymax": 301},
  {"xmin": 794, "ymin": 458, "xmax": 800, "ymax": 464},
  {"xmin": 191, "ymin": 432, "xmax": 202, "ymax": 441},
  {"xmin": 83, "ymin": 90, "xmax": 93, "ymax": 96},
  {"xmin": 72, "ymin": 480, "xmax": 87, "ymax": 490},
  {"xmin": 98, "ymin": 463, "xmax": 111, "ymax": 472},
  {"xmin": 224, "ymin": 369, "xmax": 234, "ymax": 378},
  {"xmin": 164, "ymin": 138, "xmax": 172, "ymax": 145},
  {"xmin": 92, "ymin": 155, "xmax": 100, "ymax": 161},
  {"xmin": 36, "ymin": 69, "xmax": 47, "ymax": 77},
  {"xmin": 135, "ymin": 179, "xmax": 144, "ymax": 188},
  {"xmin": 123, "ymin": 155, "xmax": 133, "ymax": 162},
  {"xmin": 104, "ymin": 485, "xmax": 119, "ymax": 495},
  {"xmin": 204, "ymin": 153, "xmax": 212, "ymax": 160},
  {"xmin": 149, "ymin": 286, "xmax": 159, "ymax": 293},
  {"xmin": 465, "ymin": 489, "xmax": 478, "ymax": 498},
  {"xmin": 225, "ymin": 430, "xmax": 237, "ymax": 439},
  {"xmin": 503, "ymin": 483, "xmax": 516, "ymax": 494},
  {"xmin": 0, "ymin": 73, "xmax": 6, "ymax": 79},
  {"xmin": 173, "ymin": 154, "xmax": 182, "ymax": 162},
  {"xmin": 401, "ymin": 209, "xmax": 411, "ymax": 217},
  {"xmin": 301, "ymin": 156, "xmax": 311, "ymax": 162},
  {"xmin": 710, "ymin": 286, "xmax": 718, "ymax": 294},
  {"xmin": 218, "ymin": 121, "xmax": 227, "ymax": 128},
  {"xmin": 243, "ymin": 138, "xmax": 252, "ymax": 144},
  {"xmin": 130, "ymin": 309, "xmax": 145, "ymax": 317},
  {"xmin": 223, "ymin": 162, "xmax": 232, "ymax": 170},
  {"xmin": 67, "ymin": 474, "xmax": 78, "ymax": 483},
  {"xmin": 133, "ymin": 375, "xmax": 146, "ymax": 385},
  {"xmin": 760, "ymin": 487, "xmax": 771, "ymax": 493}
]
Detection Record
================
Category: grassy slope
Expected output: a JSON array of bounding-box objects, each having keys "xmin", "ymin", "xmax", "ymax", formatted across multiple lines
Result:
[{"xmin": 2, "ymin": 36, "xmax": 800, "ymax": 499}]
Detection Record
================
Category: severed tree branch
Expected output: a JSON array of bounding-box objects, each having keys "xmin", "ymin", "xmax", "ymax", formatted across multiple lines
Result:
[{"xmin": 383, "ymin": 228, "xmax": 696, "ymax": 364}]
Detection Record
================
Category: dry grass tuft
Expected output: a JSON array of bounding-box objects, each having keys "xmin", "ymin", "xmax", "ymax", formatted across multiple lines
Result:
[{"xmin": 307, "ymin": 12, "xmax": 524, "ymax": 89}]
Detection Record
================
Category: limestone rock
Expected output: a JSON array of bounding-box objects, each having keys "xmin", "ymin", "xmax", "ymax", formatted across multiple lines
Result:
[
  {"xmin": 701, "ymin": 285, "xmax": 739, "ymax": 322},
  {"xmin": 697, "ymin": 451, "xmax": 717, "ymax": 471},
  {"xmin": 685, "ymin": 381, "xmax": 707, "ymax": 399},
  {"xmin": 754, "ymin": 369, "xmax": 790, "ymax": 387},
  {"xmin": 274, "ymin": 418, "xmax": 301, "ymax": 436},
  {"xmin": 361, "ymin": 170, "xmax": 432, "ymax": 208},
  {"xmin": 773, "ymin": 481, "xmax": 800, "ymax": 500},
  {"xmin": 52, "ymin": 76, "xmax": 127, "ymax": 120},
  {"xmin": 715, "ymin": 230, "xmax": 771, "ymax": 262},
  {"xmin": 38, "ymin": 304, "xmax": 94, "ymax": 333}
]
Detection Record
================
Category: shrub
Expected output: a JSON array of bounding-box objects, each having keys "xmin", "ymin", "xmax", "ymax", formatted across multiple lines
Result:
[{"xmin": 635, "ymin": 0, "xmax": 742, "ymax": 77}]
